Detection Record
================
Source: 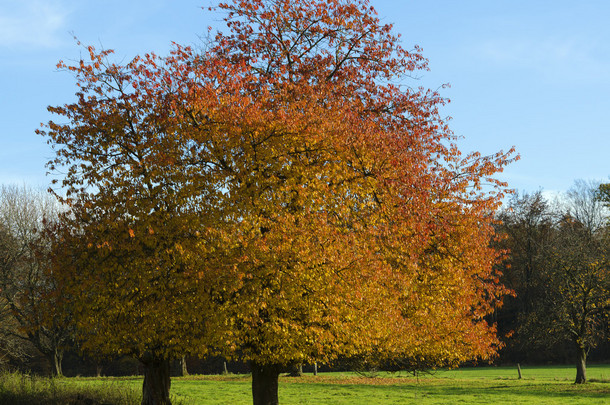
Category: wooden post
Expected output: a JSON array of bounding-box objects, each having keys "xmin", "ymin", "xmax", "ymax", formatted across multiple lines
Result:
[{"xmin": 517, "ymin": 363, "xmax": 522, "ymax": 379}]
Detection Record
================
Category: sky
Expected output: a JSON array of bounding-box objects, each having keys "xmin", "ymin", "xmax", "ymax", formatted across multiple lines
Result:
[{"xmin": 1, "ymin": 0, "xmax": 609, "ymax": 199}]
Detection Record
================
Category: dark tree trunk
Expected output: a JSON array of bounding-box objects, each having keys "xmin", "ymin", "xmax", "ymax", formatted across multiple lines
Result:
[
  {"xmin": 288, "ymin": 363, "xmax": 302, "ymax": 377},
  {"xmin": 575, "ymin": 345, "xmax": 587, "ymax": 384},
  {"xmin": 251, "ymin": 362, "xmax": 280, "ymax": 405},
  {"xmin": 141, "ymin": 354, "xmax": 172, "ymax": 405},
  {"xmin": 96, "ymin": 363, "xmax": 103, "ymax": 378}
]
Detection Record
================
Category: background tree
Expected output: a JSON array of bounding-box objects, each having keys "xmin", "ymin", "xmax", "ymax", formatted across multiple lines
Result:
[
  {"xmin": 0, "ymin": 220, "xmax": 30, "ymax": 368},
  {"xmin": 495, "ymin": 191, "xmax": 555, "ymax": 362},
  {"xmin": 0, "ymin": 185, "xmax": 72, "ymax": 376},
  {"xmin": 498, "ymin": 181, "xmax": 610, "ymax": 384},
  {"xmin": 544, "ymin": 180, "xmax": 609, "ymax": 384}
]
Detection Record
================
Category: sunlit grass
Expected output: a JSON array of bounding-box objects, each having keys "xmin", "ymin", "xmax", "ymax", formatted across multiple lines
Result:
[
  {"xmin": 166, "ymin": 365, "xmax": 610, "ymax": 404},
  {"xmin": 3, "ymin": 365, "xmax": 610, "ymax": 404},
  {"xmin": 0, "ymin": 370, "xmax": 141, "ymax": 405}
]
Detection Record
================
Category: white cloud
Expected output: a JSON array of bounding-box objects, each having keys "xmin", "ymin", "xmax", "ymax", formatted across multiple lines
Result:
[{"xmin": 0, "ymin": 0, "xmax": 70, "ymax": 48}]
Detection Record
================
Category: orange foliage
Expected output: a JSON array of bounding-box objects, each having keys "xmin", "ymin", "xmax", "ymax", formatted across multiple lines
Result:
[{"xmin": 40, "ymin": 0, "xmax": 517, "ymax": 381}]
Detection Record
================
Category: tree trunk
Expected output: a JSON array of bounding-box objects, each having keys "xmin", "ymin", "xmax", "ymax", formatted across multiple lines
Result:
[
  {"xmin": 251, "ymin": 362, "xmax": 280, "ymax": 405},
  {"xmin": 179, "ymin": 356, "xmax": 188, "ymax": 377},
  {"xmin": 313, "ymin": 362, "xmax": 317, "ymax": 376},
  {"xmin": 96, "ymin": 363, "xmax": 103, "ymax": 378},
  {"xmin": 48, "ymin": 347, "xmax": 64, "ymax": 377},
  {"xmin": 288, "ymin": 363, "xmax": 302, "ymax": 377},
  {"xmin": 575, "ymin": 344, "xmax": 587, "ymax": 384},
  {"xmin": 141, "ymin": 354, "xmax": 172, "ymax": 405}
]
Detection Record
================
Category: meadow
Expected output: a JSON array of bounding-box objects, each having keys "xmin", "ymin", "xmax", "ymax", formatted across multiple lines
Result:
[{"xmin": 1, "ymin": 365, "xmax": 609, "ymax": 404}]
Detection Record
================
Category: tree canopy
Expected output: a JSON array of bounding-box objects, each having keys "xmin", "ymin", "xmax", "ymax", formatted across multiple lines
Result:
[
  {"xmin": 497, "ymin": 182, "xmax": 610, "ymax": 384},
  {"xmin": 39, "ymin": 1, "xmax": 517, "ymax": 404}
]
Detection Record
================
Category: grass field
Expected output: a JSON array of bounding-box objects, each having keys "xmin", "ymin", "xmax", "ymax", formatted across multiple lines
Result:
[{"xmin": 53, "ymin": 364, "xmax": 610, "ymax": 405}]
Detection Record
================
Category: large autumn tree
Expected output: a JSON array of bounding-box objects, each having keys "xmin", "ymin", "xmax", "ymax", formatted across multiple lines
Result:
[
  {"xmin": 40, "ymin": 1, "xmax": 516, "ymax": 404},
  {"xmin": 196, "ymin": 3, "xmax": 515, "ymax": 403}
]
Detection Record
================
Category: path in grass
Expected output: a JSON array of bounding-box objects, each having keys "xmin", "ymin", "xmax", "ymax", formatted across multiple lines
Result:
[{"xmin": 65, "ymin": 365, "xmax": 610, "ymax": 405}]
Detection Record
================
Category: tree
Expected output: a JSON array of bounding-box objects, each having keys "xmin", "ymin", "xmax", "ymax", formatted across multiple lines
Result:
[
  {"xmin": 199, "ymin": 2, "xmax": 515, "ymax": 403},
  {"xmin": 0, "ymin": 185, "xmax": 72, "ymax": 376},
  {"xmin": 0, "ymin": 222, "xmax": 31, "ymax": 368},
  {"xmin": 494, "ymin": 191, "xmax": 555, "ymax": 362},
  {"xmin": 46, "ymin": 116, "xmax": 215, "ymax": 404},
  {"xmin": 553, "ymin": 181, "xmax": 610, "ymax": 384},
  {"xmin": 178, "ymin": 356, "xmax": 188, "ymax": 377},
  {"xmin": 39, "ymin": 1, "xmax": 516, "ymax": 404},
  {"xmin": 545, "ymin": 184, "xmax": 610, "ymax": 384},
  {"xmin": 498, "ymin": 192, "xmax": 554, "ymax": 311},
  {"xmin": 500, "ymin": 182, "xmax": 610, "ymax": 384}
]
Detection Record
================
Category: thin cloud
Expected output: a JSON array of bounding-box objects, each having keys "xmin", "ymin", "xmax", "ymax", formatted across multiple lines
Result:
[
  {"xmin": 476, "ymin": 36, "xmax": 608, "ymax": 83},
  {"xmin": 0, "ymin": 0, "xmax": 70, "ymax": 48}
]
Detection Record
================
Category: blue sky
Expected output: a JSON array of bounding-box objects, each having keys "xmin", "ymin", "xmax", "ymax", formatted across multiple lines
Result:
[{"xmin": 1, "ymin": 0, "xmax": 609, "ymax": 198}]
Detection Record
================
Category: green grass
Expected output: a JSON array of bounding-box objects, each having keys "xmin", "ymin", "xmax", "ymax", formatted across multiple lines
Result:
[
  {"xmin": 0, "ymin": 370, "xmax": 141, "ymax": 405},
  {"xmin": 4, "ymin": 365, "xmax": 610, "ymax": 404},
  {"xmin": 172, "ymin": 365, "xmax": 610, "ymax": 404}
]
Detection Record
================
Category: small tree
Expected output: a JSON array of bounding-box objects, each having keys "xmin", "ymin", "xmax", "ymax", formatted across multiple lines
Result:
[
  {"xmin": 502, "ymin": 182, "xmax": 610, "ymax": 384},
  {"xmin": 553, "ymin": 181, "xmax": 610, "ymax": 384},
  {"xmin": 0, "ymin": 185, "xmax": 72, "ymax": 376}
]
